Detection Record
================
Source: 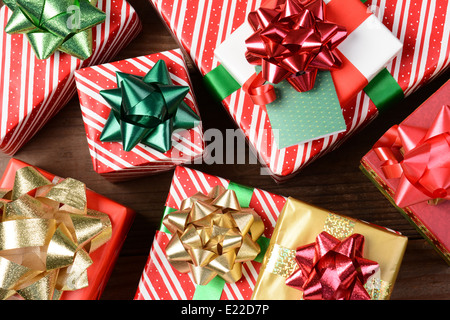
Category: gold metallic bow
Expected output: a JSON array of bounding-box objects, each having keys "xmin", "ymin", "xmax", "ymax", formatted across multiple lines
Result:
[
  {"xmin": 163, "ymin": 186, "xmax": 264, "ymax": 285},
  {"xmin": 0, "ymin": 166, "xmax": 111, "ymax": 300}
]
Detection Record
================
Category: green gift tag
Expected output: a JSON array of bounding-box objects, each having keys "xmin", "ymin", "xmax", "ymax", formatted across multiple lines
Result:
[{"xmin": 265, "ymin": 70, "xmax": 347, "ymax": 149}]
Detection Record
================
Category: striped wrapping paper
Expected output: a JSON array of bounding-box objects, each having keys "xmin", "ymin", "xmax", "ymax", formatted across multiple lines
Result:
[
  {"xmin": 149, "ymin": 0, "xmax": 450, "ymax": 182},
  {"xmin": 0, "ymin": 0, "xmax": 141, "ymax": 156},
  {"xmin": 134, "ymin": 166, "xmax": 287, "ymax": 300},
  {"xmin": 75, "ymin": 50, "xmax": 205, "ymax": 181}
]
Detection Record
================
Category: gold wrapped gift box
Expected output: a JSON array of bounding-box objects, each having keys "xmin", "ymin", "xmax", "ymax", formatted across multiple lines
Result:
[{"xmin": 252, "ymin": 197, "xmax": 408, "ymax": 300}]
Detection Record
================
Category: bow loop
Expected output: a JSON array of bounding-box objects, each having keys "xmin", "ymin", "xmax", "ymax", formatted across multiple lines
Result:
[
  {"xmin": 163, "ymin": 186, "xmax": 264, "ymax": 285},
  {"xmin": 0, "ymin": 166, "xmax": 111, "ymax": 300},
  {"xmin": 100, "ymin": 60, "xmax": 200, "ymax": 153},
  {"xmin": 243, "ymin": 0, "xmax": 347, "ymax": 105},
  {"xmin": 373, "ymin": 105, "xmax": 450, "ymax": 207},
  {"xmin": 4, "ymin": 0, "xmax": 106, "ymax": 60},
  {"xmin": 245, "ymin": 0, "xmax": 347, "ymax": 90},
  {"xmin": 286, "ymin": 231, "xmax": 379, "ymax": 300}
]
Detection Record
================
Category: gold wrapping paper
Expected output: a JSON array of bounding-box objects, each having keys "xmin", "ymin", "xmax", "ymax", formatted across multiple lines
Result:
[
  {"xmin": 252, "ymin": 197, "xmax": 408, "ymax": 300},
  {"xmin": 0, "ymin": 166, "xmax": 112, "ymax": 300}
]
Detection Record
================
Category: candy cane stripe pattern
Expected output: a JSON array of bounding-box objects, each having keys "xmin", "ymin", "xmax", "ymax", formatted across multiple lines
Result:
[
  {"xmin": 75, "ymin": 50, "xmax": 205, "ymax": 181},
  {"xmin": 149, "ymin": 0, "xmax": 450, "ymax": 182},
  {"xmin": 0, "ymin": 0, "xmax": 142, "ymax": 155},
  {"xmin": 134, "ymin": 166, "xmax": 287, "ymax": 300}
]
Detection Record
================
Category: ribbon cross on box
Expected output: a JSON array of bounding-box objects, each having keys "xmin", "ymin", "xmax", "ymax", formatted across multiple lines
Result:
[{"xmin": 213, "ymin": 0, "xmax": 402, "ymax": 150}]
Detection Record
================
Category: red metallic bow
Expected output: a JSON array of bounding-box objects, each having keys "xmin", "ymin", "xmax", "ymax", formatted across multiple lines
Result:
[
  {"xmin": 373, "ymin": 105, "xmax": 450, "ymax": 208},
  {"xmin": 243, "ymin": 0, "xmax": 347, "ymax": 105},
  {"xmin": 286, "ymin": 231, "xmax": 379, "ymax": 300}
]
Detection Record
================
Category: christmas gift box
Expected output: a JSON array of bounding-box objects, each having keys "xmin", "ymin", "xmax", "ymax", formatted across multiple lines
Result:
[
  {"xmin": 252, "ymin": 197, "xmax": 408, "ymax": 300},
  {"xmin": 360, "ymin": 80, "xmax": 450, "ymax": 265},
  {"xmin": 74, "ymin": 49, "xmax": 205, "ymax": 181},
  {"xmin": 149, "ymin": 0, "xmax": 450, "ymax": 182},
  {"xmin": 134, "ymin": 165, "xmax": 287, "ymax": 300},
  {"xmin": 0, "ymin": 0, "xmax": 141, "ymax": 156},
  {"xmin": 0, "ymin": 158, "xmax": 135, "ymax": 300}
]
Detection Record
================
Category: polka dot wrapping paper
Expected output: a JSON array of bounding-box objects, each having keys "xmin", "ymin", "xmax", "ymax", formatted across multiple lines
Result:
[
  {"xmin": 148, "ymin": 0, "xmax": 450, "ymax": 183},
  {"xmin": 74, "ymin": 50, "xmax": 205, "ymax": 181},
  {"xmin": 0, "ymin": 0, "xmax": 141, "ymax": 156},
  {"xmin": 133, "ymin": 165, "xmax": 288, "ymax": 300}
]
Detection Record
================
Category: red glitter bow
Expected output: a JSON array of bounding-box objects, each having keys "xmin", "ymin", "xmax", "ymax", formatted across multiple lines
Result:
[
  {"xmin": 243, "ymin": 0, "xmax": 347, "ymax": 105},
  {"xmin": 286, "ymin": 231, "xmax": 379, "ymax": 300},
  {"xmin": 373, "ymin": 105, "xmax": 450, "ymax": 208}
]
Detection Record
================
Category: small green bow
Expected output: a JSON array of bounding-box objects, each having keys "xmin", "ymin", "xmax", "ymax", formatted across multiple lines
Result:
[
  {"xmin": 4, "ymin": 0, "xmax": 106, "ymax": 60},
  {"xmin": 100, "ymin": 59, "xmax": 200, "ymax": 153}
]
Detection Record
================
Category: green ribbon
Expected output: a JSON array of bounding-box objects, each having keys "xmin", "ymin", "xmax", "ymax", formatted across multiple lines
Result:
[
  {"xmin": 204, "ymin": 64, "xmax": 403, "ymax": 114},
  {"xmin": 4, "ymin": 0, "xmax": 106, "ymax": 60},
  {"xmin": 203, "ymin": 64, "xmax": 241, "ymax": 101},
  {"xmin": 99, "ymin": 59, "xmax": 200, "ymax": 153},
  {"xmin": 159, "ymin": 181, "xmax": 270, "ymax": 300},
  {"xmin": 192, "ymin": 276, "xmax": 225, "ymax": 300},
  {"xmin": 227, "ymin": 181, "xmax": 254, "ymax": 208},
  {"xmin": 203, "ymin": 0, "xmax": 405, "ymax": 114},
  {"xmin": 363, "ymin": 68, "xmax": 404, "ymax": 113}
]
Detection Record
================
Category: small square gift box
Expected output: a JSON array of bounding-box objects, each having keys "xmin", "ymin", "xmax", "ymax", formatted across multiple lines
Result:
[
  {"xmin": 149, "ymin": 0, "xmax": 450, "ymax": 182},
  {"xmin": 74, "ymin": 49, "xmax": 205, "ymax": 181},
  {"xmin": 134, "ymin": 166, "xmax": 288, "ymax": 300},
  {"xmin": 360, "ymin": 80, "xmax": 450, "ymax": 265},
  {"xmin": 252, "ymin": 197, "xmax": 408, "ymax": 300},
  {"xmin": 0, "ymin": 0, "xmax": 141, "ymax": 155},
  {"xmin": 0, "ymin": 158, "xmax": 135, "ymax": 300}
]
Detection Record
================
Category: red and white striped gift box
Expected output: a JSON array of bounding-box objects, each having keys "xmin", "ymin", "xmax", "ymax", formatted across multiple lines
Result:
[
  {"xmin": 149, "ymin": 0, "xmax": 450, "ymax": 182},
  {"xmin": 75, "ymin": 50, "xmax": 205, "ymax": 181},
  {"xmin": 0, "ymin": 0, "xmax": 141, "ymax": 156},
  {"xmin": 134, "ymin": 166, "xmax": 287, "ymax": 300}
]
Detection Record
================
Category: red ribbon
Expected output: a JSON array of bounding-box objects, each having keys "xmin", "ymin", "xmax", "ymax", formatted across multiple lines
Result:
[
  {"xmin": 373, "ymin": 105, "xmax": 450, "ymax": 208},
  {"xmin": 243, "ymin": 0, "xmax": 347, "ymax": 105},
  {"xmin": 286, "ymin": 232, "xmax": 379, "ymax": 300}
]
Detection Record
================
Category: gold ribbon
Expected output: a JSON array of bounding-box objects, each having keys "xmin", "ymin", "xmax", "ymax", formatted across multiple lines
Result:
[
  {"xmin": 163, "ymin": 185, "xmax": 264, "ymax": 285},
  {"xmin": 0, "ymin": 166, "xmax": 111, "ymax": 300}
]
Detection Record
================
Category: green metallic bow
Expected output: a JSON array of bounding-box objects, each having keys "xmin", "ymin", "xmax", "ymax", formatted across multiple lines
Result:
[
  {"xmin": 100, "ymin": 59, "xmax": 201, "ymax": 153},
  {"xmin": 4, "ymin": 0, "xmax": 106, "ymax": 60}
]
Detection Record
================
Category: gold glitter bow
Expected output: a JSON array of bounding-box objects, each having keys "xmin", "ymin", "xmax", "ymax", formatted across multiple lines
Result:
[
  {"xmin": 0, "ymin": 166, "xmax": 111, "ymax": 300},
  {"xmin": 163, "ymin": 186, "xmax": 264, "ymax": 285}
]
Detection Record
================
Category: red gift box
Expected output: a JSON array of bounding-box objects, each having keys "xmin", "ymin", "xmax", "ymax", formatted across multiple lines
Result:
[
  {"xmin": 0, "ymin": 158, "xmax": 136, "ymax": 299},
  {"xmin": 74, "ymin": 49, "xmax": 205, "ymax": 182},
  {"xmin": 134, "ymin": 165, "xmax": 287, "ymax": 300},
  {"xmin": 149, "ymin": 0, "xmax": 450, "ymax": 182},
  {"xmin": 360, "ymin": 80, "xmax": 450, "ymax": 265},
  {"xmin": 0, "ymin": 0, "xmax": 141, "ymax": 156}
]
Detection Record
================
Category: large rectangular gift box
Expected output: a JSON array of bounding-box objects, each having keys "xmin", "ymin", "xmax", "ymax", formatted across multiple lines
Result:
[
  {"xmin": 0, "ymin": 158, "xmax": 136, "ymax": 300},
  {"xmin": 0, "ymin": 0, "xmax": 141, "ymax": 155},
  {"xmin": 252, "ymin": 197, "xmax": 408, "ymax": 300},
  {"xmin": 134, "ymin": 165, "xmax": 287, "ymax": 300},
  {"xmin": 360, "ymin": 80, "xmax": 450, "ymax": 265},
  {"xmin": 149, "ymin": 0, "xmax": 450, "ymax": 182},
  {"xmin": 75, "ymin": 49, "xmax": 205, "ymax": 181}
]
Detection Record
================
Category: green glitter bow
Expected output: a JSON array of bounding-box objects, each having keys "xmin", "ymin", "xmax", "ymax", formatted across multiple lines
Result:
[
  {"xmin": 100, "ymin": 59, "xmax": 200, "ymax": 153},
  {"xmin": 4, "ymin": 0, "xmax": 106, "ymax": 60}
]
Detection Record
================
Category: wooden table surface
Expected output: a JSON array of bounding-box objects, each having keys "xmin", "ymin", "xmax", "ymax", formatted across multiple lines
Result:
[{"xmin": 1, "ymin": 0, "xmax": 449, "ymax": 301}]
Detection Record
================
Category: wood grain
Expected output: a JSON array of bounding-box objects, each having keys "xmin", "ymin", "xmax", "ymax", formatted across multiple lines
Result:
[{"xmin": 1, "ymin": 0, "xmax": 449, "ymax": 300}]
